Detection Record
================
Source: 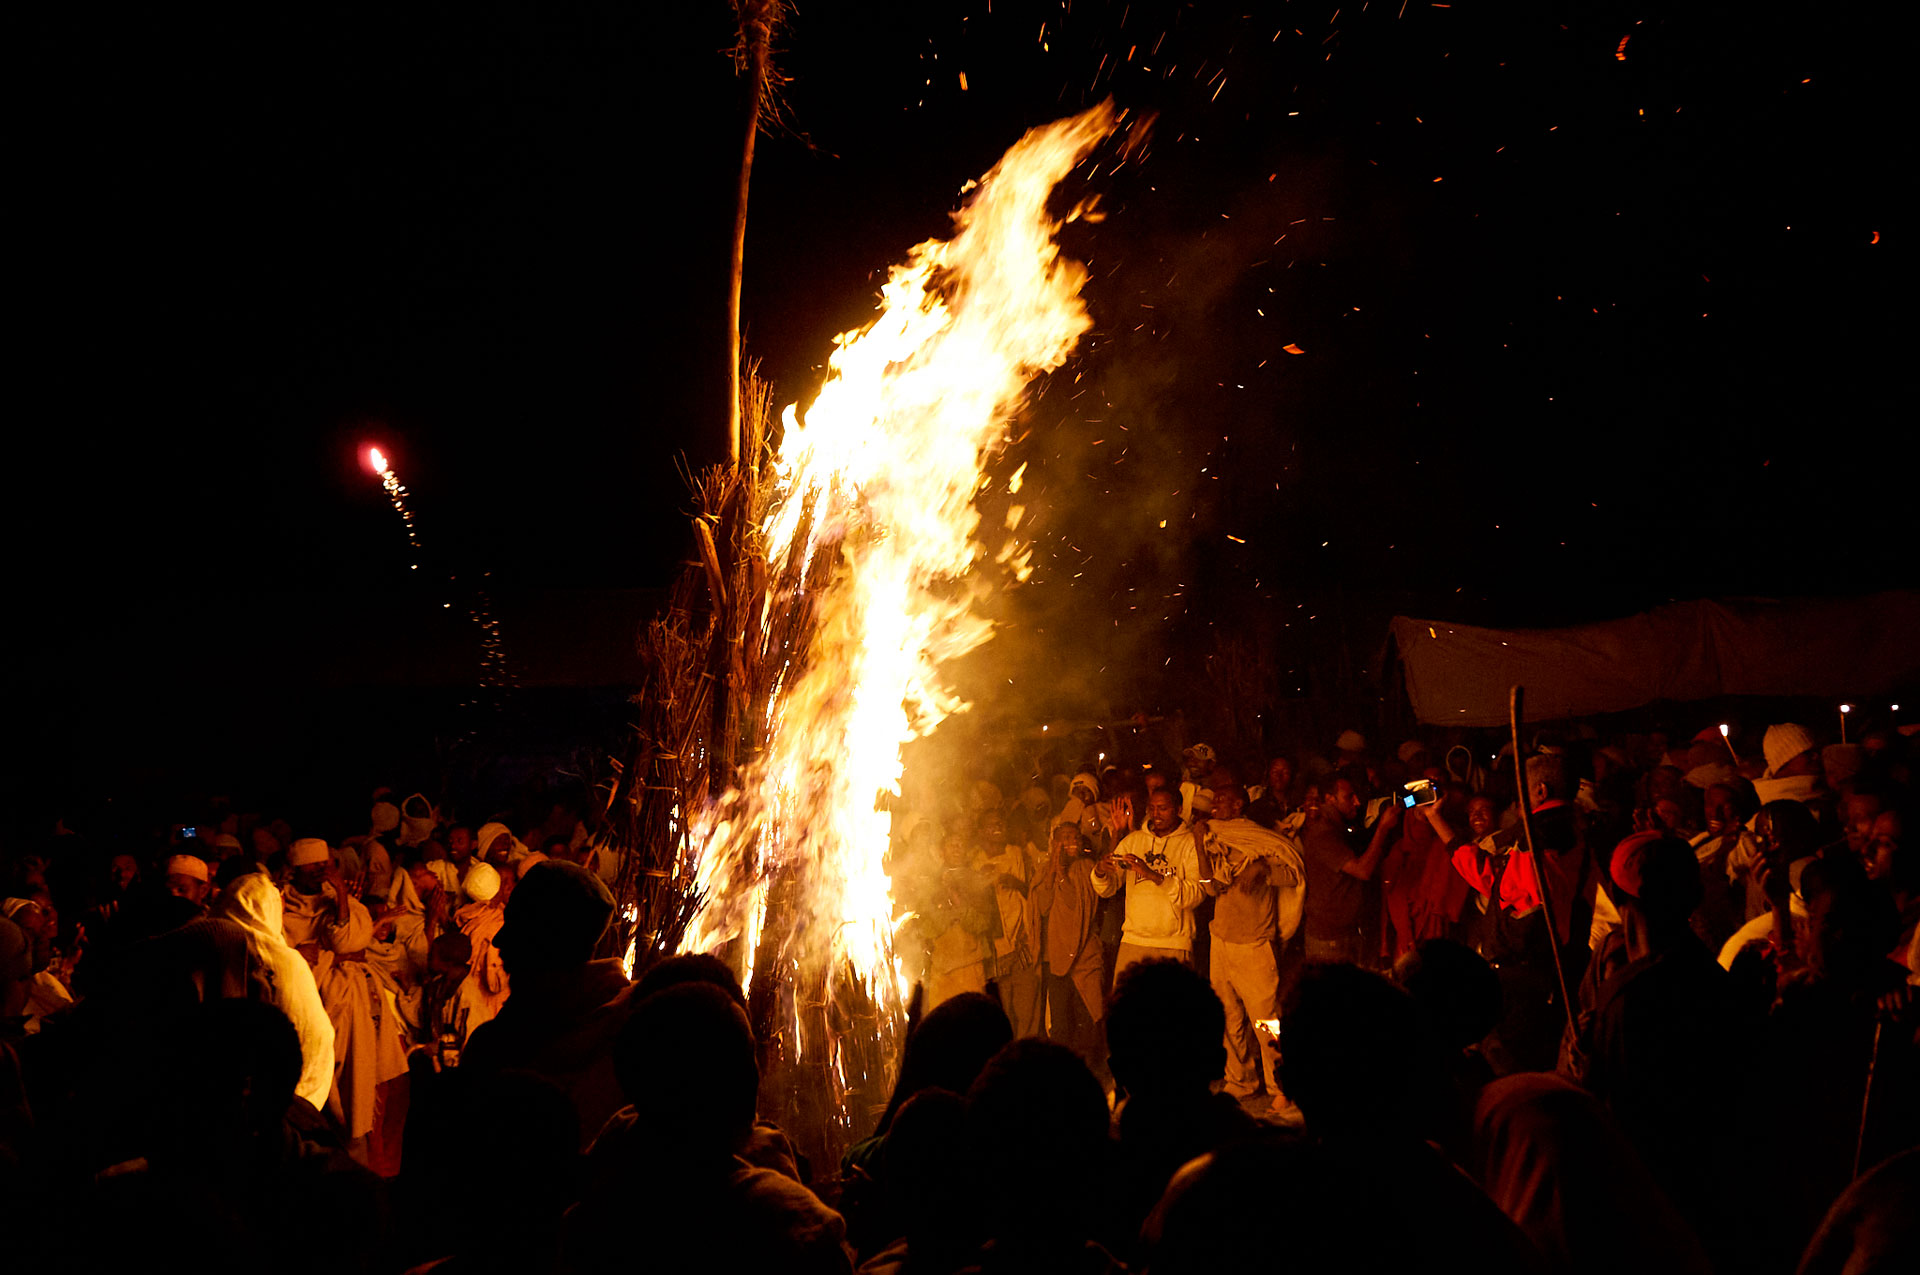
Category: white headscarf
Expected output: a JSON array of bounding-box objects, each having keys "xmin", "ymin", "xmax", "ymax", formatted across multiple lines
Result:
[
  {"xmin": 397, "ymin": 793, "xmax": 437, "ymax": 848},
  {"xmin": 213, "ymin": 872, "xmax": 336, "ymax": 1112}
]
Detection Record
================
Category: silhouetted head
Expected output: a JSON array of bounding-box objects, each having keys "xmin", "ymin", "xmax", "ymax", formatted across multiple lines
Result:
[
  {"xmin": 1107, "ymin": 959, "xmax": 1225, "ymax": 1102},
  {"xmin": 1609, "ymin": 832, "xmax": 1704, "ymax": 935},
  {"xmin": 1147, "ymin": 1134, "xmax": 1382, "ymax": 1275},
  {"xmin": 612, "ymin": 982, "xmax": 757, "ymax": 1159},
  {"xmin": 633, "ymin": 951, "xmax": 747, "ymax": 1011},
  {"xmin": 884, "ymin": 1089, "xmax": 975, "ymax": 1255},
  {"xmin": 494, "ymin": 860, "xmax": 615, "ymax": 978},
  {"xmin": 1392, "ymin": 938, "xmax": 1501, "ymax": 1053},
  {"xmin": 158, "ymin": 999, "xmax": 302, "ymax": 1169},
  {"xmin": 1280, "ymin": 963, "xmax": 1422, "ymax": 1139},
  {"xmin": 877, "ymin": 991, "xmax": 1011, "ymax": 1135},
  {"xmin": 966, "ymin": 1039, "xmax": 1109, "ymax": 1241}
]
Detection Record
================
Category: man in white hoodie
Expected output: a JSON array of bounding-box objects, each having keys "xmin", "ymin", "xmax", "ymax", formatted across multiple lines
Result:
[{"xmin": 1092, "ymin": 788, "xmax": 1206, "ymax": 977}]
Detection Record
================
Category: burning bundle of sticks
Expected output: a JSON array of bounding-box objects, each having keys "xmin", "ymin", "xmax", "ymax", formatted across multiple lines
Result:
[{"xmin": 596, "ymin": 101, "xmax": 1121, "ymax": 1170}]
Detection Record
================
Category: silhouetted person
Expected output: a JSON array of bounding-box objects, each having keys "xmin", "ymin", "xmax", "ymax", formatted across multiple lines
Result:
[
  {"xmin": 1796, "ymin": 1147, "xmax": 1920, "ymax": 1275},
  {"xmin": 1756, "ymin": 854, "xmax": 1916, "ymax": 1269},
  {"xmin": 1281, "ymin": 962, "xmax": 1542, "ymax": 1275},
  {"xmin": 843, "ymin": 992, "xmax": 1011, "ymax": 1259},
  {"xmin": 1578, "ymin": 833, "xmax": 1745, "ymax": 1265},
  {"xmin": 459, "ymin": 860, "xmax": 631, "ymax": 1148},
  {"xmin": 565, "ymin": 982, "xmax": 853, "ymax": 1273},
  {"xmin": 962, "ymin": 1039, "xmax": 1117, "ymax": 1273},
  {"xmin": 857, "ymin": 1089, "xmax": 975, "ymax": 1275},
  {"xmin": 407, "ymin": 1072, "xmax": 579, "ymax": 1274},
  {"xmin": 85, "ymin": 999, "xmax": 388, "ymax": 1275},
  {"xmin": 1104, "ymin": 958, "xmax": 1254, "ymax": 1261},
  {"xmin": 1471, "ymin": 1072, "xmax": 1713, "ymax": 1275},
  {"xmin": 1391, "ymin": 937, "xmax": 1503, "ymax": 1156}
]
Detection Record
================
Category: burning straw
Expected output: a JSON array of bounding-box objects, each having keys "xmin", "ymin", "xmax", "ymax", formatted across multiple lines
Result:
[{"xmin": 601, "ymin": 101, "xmax": 1118, "ymax": 1168}]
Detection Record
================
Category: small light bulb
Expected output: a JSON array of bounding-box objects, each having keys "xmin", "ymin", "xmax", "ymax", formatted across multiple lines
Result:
[{"xmin": 1718, "ymin": 723, "xmax": 1729, "ymax": 737}]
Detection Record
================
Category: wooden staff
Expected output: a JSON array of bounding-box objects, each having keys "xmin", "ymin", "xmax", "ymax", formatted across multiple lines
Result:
[
  {"xmin": 1510, "ymin": 684, "xmax": 1575, "ymax": 1038},
  {"xmin": 1853, "ymin": 1019, "xmax": 1883, "ymax": 1180}
]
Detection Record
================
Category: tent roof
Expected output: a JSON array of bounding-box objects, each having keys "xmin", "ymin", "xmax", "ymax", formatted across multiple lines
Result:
[{"xmin": 1391, "ymin": 592, "xmax": 1920, "ymax": 727}]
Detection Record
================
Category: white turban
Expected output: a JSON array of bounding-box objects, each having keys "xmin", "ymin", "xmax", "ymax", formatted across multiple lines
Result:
[
  {"xmin": 1335, "ymin": 730, "xmax": 1367, "ymax": 754},
  {"xmin": 463, "ymin": 861, "xmax": 502, "ymax": 903},
  {"xmin": 165, "ymin": 854, "xmax": 210, "ymax": 882},
  {"xmin": 1763, "ymin": 723, "xmax": 1817, "ymax": 777},
  {"xmin": 288, "ymin": 838, "xmax": 332, "ymax": 867}
]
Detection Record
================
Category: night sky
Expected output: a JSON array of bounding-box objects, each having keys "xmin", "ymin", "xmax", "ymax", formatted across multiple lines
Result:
[{"xmin": 11, "ymin": 1, "xmax": 1909, "ymax": 765}]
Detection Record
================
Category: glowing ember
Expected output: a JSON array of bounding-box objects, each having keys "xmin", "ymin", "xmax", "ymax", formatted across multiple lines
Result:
[
  {"xmin": 680, "ymin": 102, "xmax": 1117, "ymax": 1039},
  {"xmin": 364, "ymin": 444, "xmax": 421, "ymax": 558}
]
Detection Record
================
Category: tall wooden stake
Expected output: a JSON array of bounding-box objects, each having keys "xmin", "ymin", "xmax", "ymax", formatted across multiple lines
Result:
[
  {"xmin": 727, "ymin": 1, "xmax": 780, "ymax": 470},
  {"xmin": 1510, "ymin": 684, "xmax": 1576, "ymax": 1038}
]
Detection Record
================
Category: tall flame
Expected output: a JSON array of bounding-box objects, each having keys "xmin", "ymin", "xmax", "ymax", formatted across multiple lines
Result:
[{"xmin": 681, "ymin": 103, "xmax": 1116, "ymax": 1015}]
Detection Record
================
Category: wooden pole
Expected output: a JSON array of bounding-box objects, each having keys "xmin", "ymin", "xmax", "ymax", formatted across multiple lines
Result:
[
  {"xmin": 1509, "ymin": 685, "xmax": 1576, "ymax": 1038},
  {"xmin": 727, "ymin": 2, "xmax": 777, "ymax": 470}
]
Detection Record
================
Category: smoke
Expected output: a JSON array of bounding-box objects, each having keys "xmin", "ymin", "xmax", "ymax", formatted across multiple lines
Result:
[{"xmin": 938, "ymin": 139, "xmax": 1355, "ymax": 763}]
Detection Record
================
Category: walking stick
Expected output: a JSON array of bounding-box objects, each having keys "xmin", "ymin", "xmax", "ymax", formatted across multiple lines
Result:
[
  {"xmin": 1510, "ymin": 685, "xmax": 1576, "ymax": 1039},
  {"xmin": 1852, "ymin": 1019, "xmax": 1883, "ymax": 1180}
]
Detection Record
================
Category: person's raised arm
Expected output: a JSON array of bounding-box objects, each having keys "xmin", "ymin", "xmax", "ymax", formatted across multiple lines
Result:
[
  {"xmin": 1342, "ymin": 801, "xmax": 1400, "ymax": 881},
  {"xmin": 1090, "ymin": 852, "xmax": 1121, "ymax": 899}
]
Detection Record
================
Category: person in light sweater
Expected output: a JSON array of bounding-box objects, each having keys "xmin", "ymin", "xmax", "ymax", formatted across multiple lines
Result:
[{"xmin": 1092, "ymin": 787, "xmax": 1206, "ymax": 976}]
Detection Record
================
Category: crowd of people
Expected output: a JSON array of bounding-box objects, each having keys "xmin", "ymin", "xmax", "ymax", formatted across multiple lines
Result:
[{"xmin": 0, "ymin": 713, "xmax": 1914, "ymax": 1272}]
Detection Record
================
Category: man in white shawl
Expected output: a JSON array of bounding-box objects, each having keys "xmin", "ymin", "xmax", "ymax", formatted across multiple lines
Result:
[
  {"xmin": 1192, "ymin": 778, "xmax": 1305, "ymax": 1105},
  {"xmin": 281, "ymin": 838, "xmax": 410, "ymax": 1157},
  {"xmin": 450, "ymin": 861, "xmax": 511, "ymax": 1042},
  {"xmin": 213, "ymin": 870, "xmax": 336, "ymax": 1112}
]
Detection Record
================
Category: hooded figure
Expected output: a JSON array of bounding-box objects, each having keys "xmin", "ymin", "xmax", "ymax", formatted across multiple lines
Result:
[
  {"xmin": 475, "ymin": 821, "xmax": 528, "ymax": 866},
  {"xmin": 1445, "ymin": 745, "xmax": 1488, "ymax": 795},
  {"xmin": 396, "ymin": 793, "xmax": 437, "ymax": 848},
  {"xmin": 1054, "ymin": 771, "xmax": 1112, "ymax": 853},
  {"xmin": 213, "ymin": 872, "xmax": 337, "ymax": 1112}
]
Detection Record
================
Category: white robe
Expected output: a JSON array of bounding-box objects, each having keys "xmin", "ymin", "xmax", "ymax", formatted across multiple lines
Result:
[
  {"xmin": 281, "ymin": 883, "xmax": 409, "ymax": 1140},
  {"xmin": 213, "ymin": 874, "xmax": 336, "ymax": 1112}
]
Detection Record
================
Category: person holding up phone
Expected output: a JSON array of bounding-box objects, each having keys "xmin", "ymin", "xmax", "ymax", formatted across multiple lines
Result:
[{"xmin": 1092, "ymin": 788, "xmax": 1206, "ymax": 978}]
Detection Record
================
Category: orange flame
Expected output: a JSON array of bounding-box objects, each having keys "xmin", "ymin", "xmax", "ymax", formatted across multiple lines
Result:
[{"xmin": 681, "ymin": 103, "xmax": 1116, "ymax": 1012}]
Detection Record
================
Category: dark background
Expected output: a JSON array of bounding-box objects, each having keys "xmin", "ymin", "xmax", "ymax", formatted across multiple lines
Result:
[{"xmin": 8, "ymin": 1, "xmax": 1907, "ymax": 824}]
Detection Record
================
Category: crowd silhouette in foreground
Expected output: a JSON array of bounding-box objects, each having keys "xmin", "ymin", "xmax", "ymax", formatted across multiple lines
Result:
[{"xmin": 1, "ymin": 713, "xmax": 1915, "ymax": 1272}]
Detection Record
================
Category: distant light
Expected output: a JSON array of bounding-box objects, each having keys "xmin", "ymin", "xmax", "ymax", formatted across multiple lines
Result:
[
  {"xmin": 1718, "ymin": 723, "xmax": 1729, "ymax": 737},
  {"xmin": 1839, "ymin": 703, "xmax": 1853, "ymax": 714}
]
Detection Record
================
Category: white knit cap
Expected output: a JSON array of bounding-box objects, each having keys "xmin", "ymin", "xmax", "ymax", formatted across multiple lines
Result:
[
  {"xmin": 288, "ymin": 838, "xmax": 332, "ymax": 867},
  {"xmin": 165, "ymin": 854, "xmax": 209, "ymax": 882},
  {"xmin": 463, "ymin": 861, "xmax": 502, "ymax": 903},
  {"xmin": 1335, "ymin": 730, "xmax": 1367, "ymax": 753},
  {"xmin": 1763, "ymin": 723, "xmax": 1817, "ymax": 777}
]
